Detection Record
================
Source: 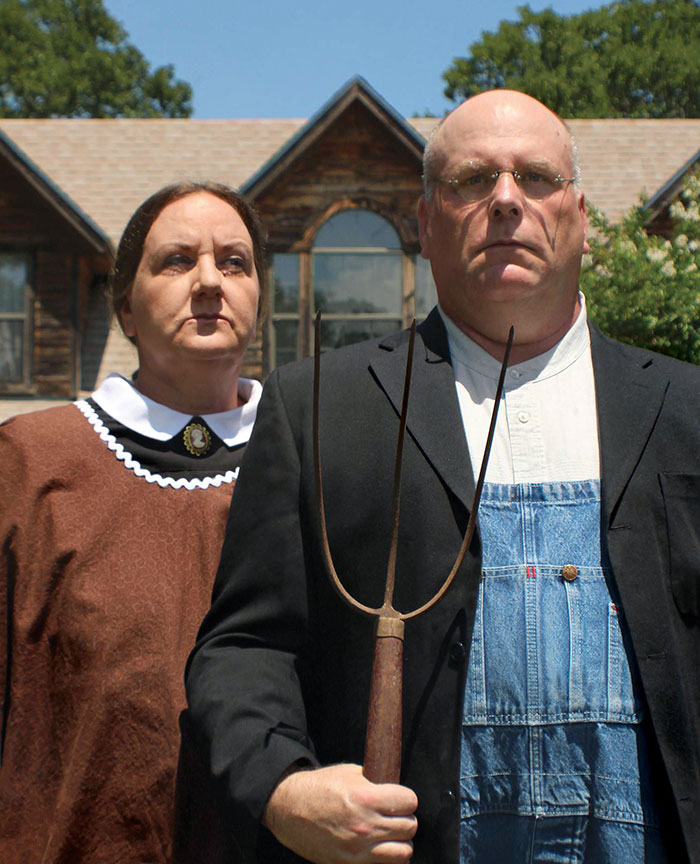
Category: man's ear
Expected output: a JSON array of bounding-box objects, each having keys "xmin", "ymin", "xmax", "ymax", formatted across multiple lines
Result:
[
  {"xmin": 417, "ymin": 195, "xmax": 432, "ymax": 261},
  {"xmin": 579, "ymin": 192, "xmax": 590, "ymax": 254}
]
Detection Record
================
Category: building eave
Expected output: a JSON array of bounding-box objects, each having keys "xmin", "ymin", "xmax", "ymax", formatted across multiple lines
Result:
[
  {"xmin": 642, "ymin": 146, "xmax": 700, "ymax": 222},
  {"xmin": 0, "ymin": 127, "xmax": 113, "ymax": 256}
]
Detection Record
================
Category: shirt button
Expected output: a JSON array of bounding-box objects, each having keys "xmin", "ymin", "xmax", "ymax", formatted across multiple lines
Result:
[
  {"xmin": 561, "ymin": 564, "xmax": 579, "ymax": 582},
  {"xmin": 448, "ymin": 642, "xmax": 467, "ymax": 668},
  {"xmin": 517, "ymin": 411, "xmax": 530, "ymax": 424},
  {"xmin": 440, "ymin": 789, "xmax": 457, "ymax": 809},
  {"xmin": 510, "ymin": 369, "xmax": 522, "ymax": 379}
]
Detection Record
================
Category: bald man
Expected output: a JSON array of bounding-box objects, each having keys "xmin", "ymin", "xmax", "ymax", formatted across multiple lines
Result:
[{"xmin": 182, "ymin": 91, "xmax": 699, "ymax": 864}]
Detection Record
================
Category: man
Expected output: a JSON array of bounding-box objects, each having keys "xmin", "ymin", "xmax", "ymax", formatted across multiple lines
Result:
[{"xmin": 183, "ymin": 91, "xmax": 699, "ymax": 863}]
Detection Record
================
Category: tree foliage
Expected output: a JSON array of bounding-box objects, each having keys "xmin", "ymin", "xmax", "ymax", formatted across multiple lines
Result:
[
  {"xmin": 443, "ymin": 0, "xmax": 700, "ymax": 117},
  {"xmin": 0, "ymin": 0, "xmax": 192, "ymax": 117},
  {"xmin": 582, "ymin": 171, "xmax": 700, "ymax": 364}
]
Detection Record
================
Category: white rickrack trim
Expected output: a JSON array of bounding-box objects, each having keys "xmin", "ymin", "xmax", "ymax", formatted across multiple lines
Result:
[{"xmin": 74, "ymin": 400, "xmax": 239, "ymax": 491}]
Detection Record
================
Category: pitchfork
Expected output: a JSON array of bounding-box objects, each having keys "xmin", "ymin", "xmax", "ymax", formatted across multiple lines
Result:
[{"xmin": 313, "ymin": 312, "xmax": 513, "ymax": 783}]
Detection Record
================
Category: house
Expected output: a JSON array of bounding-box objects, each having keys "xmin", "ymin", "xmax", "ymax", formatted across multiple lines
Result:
[{"xmin": 1, "ymin": 77, "xmax": 699, "ymax": 420}]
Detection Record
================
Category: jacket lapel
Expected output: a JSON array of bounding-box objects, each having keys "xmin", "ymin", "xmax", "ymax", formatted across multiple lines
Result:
[
  {"xmin": 591, "ymin": 325, "xmax": 669, "ymax": 524},
  {"xmin": 369, "ymin": 309, "xmax": 476, "ymax": 512}
]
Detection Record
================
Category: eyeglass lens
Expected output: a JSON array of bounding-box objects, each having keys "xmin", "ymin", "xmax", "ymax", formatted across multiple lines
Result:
[{"xmin": 450, "ymin": 169, "xmax": 568, "ymax": 202}]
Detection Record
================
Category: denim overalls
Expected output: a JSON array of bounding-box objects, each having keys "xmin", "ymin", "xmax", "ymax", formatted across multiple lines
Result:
[{"xmin": 460, "ymin": 480, "xmax": 665, "ymax": 863}]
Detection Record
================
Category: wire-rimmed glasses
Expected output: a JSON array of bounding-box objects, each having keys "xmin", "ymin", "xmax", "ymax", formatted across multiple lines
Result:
[{"xmin": 430, "ymin": 163, "xmax": 576, "ymax": 203}]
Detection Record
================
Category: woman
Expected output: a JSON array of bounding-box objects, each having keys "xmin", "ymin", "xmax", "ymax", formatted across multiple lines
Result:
[{"xmin": 0, "ymin": 181, "xmax": 266, "ymax": 863}]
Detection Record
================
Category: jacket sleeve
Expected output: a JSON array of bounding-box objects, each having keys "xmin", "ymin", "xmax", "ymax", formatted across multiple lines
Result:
[{"xmin": 183, "ymin": 368, "xmax": 318, "ymax": 861}]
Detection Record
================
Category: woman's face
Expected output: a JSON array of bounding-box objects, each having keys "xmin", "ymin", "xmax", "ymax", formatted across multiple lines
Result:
[{"xmin": 120, "ymin": 192, "xmax": 260, "ymax": 374}]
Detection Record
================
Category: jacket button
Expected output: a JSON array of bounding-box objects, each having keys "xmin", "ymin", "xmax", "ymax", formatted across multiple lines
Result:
[
  {"xmin": 448, "ymin": 642, "xmax": 467, "ymax": 668},
  {"xmin": 440, "ymin": 789, "xmax": 457, "ymax": 809},
  {"xmin": 561, "ymin": 564, "xmax": 579, "ymax": 582}
]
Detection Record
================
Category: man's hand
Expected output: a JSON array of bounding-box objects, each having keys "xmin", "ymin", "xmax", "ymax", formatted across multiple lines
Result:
[{"xmin": 262, "ymin": 763, "xmax": 418, "ymax": 863}]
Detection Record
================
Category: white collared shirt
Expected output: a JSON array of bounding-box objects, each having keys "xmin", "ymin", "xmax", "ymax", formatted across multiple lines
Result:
[
  {"xmin": 89, "ymin": 374, "xmax": 262, "ymax": 448},
  {"xmin": 440, "ymin": 293, "xmax": 600, "ymax": 485}
]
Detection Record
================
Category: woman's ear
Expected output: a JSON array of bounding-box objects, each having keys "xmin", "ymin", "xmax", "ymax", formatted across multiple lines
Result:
[{"xmin": 120, "ymin": 293, "xmax": 136, "ymax": 339}]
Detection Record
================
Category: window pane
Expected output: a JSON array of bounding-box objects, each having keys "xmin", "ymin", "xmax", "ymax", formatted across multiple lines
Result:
[
  {"xmin": 315, "ymin": 210, "xmax": 401, "ymax": 249},
  {"xmin": 320, "ymin": 318, "xmax": 401, "ymax": 351},
  {"xmin": 0, "ymin": 253, "xmax": 29, "ymax": 314},
  {"xmin": 314, "ymin": 253, "xmax": 402, "ymax": 315},
  {"xmin": 273, "ymin": 253, "xmax": 299, "ymax": 313},
  {"xmin": 0, "ymin": 320, "xmax": 24, "ymax": 381},
  {"xmin": 415, "ymin": 256, "xmax": 438, "ymax": 317},
  {"xmin": 273, "ymin": 319, "xmax": 299, "ymax": 366}
]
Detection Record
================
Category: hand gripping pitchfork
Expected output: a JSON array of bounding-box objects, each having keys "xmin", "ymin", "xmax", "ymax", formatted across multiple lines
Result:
[{"xmin": 313, "ymin": 312, "xmax": 514, "ymax": 784}]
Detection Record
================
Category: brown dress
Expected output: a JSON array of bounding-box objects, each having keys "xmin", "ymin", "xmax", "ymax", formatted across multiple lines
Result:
[{"xmin": 0, "ymin": 393, "xmax": 248, "ymax": 863}]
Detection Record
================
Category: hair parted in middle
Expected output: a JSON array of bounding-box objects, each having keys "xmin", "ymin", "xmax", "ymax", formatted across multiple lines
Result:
[{"xmin": 109, "ymin": 180, "xmax": 269, "ymax": 343}]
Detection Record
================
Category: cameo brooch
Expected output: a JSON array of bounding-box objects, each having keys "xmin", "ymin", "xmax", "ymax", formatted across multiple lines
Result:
[{"xmin": 183, "ymin": 422, "xmax": 212, "ymax": 457}]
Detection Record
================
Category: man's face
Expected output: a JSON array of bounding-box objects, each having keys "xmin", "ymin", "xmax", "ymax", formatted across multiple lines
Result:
[{"xmin": 418, "ymin": 91, "xmax": 587, "ymax": 342}]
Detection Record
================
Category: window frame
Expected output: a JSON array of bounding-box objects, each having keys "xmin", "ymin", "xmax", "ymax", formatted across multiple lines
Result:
[
  {"xmin": 0, "ymin": 248, "xmax": 34, "ymax": 393},
  {"xmin": 264, "ymin": 205, "xmax": 437, "ymax": 374}
]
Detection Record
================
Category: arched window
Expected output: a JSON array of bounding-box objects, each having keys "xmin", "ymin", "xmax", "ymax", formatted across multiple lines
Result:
[
  {"xmin": 268, "ymin": 208, "xmax": 437, "ymax": 371},
  {"xmin": 313, "ymin": 210, "xmax": 402, "ymax": 352}
]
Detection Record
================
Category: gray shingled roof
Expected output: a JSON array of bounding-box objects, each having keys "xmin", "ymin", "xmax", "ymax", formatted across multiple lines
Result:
[
  {"xmin": 0, "ymin": 118, "xmax": 305, "ymax": 247},
  {"xmin": 1, "ymin": 115, "xmax": 698, "ymax": 248}
]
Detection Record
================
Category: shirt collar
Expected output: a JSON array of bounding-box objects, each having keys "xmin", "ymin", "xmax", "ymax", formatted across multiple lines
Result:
[
  {"xmin": 439, "ymin": 291, "xmax": 590, "ymax": 384},
  {"xmin": 89, "ymin": 374, "xmax": 262, "ymax": 447}
]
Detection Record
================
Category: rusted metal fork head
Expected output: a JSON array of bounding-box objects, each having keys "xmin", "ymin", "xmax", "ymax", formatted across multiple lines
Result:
[{"xmin": 313, "ymin": 311, "xmax": 514, "ymax": 783}]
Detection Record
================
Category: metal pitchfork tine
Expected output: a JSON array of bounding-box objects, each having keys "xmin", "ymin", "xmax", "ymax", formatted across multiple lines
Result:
[{"xmin": 313, "ymin": 311, "xmax": 514, "ymax": 784}]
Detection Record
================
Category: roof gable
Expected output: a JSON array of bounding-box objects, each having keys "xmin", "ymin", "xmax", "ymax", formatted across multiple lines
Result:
[
  {"xmin": 0, "ymin": 117, "xmax": 305, "ymax": 248},
  {"xmin": 241, "ymin": 76, "xmax": 426, "ymax": 199},
  {"xmin": 643, "ymin": 146, "xmax": 700, "ymax": 221},
  {"xmin": 0, "ymin": 128, "xmax": 111, "ymax": 254}
]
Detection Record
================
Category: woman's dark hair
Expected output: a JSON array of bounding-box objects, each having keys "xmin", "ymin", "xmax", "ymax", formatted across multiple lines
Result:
[{"xmin": 109, "ymin": 181, "xmax": 268, "ymax": 341}]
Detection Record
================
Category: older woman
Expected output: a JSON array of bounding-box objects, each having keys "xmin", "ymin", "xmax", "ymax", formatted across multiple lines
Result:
[{"xmin": 0, "ymin": 181, "xmax": 266, "ymax": 863}]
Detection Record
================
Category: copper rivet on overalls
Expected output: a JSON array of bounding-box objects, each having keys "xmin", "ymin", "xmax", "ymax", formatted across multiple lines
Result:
[{"xmin": 561, "ymin": 564, "xmax": 579, "ymax": 582}]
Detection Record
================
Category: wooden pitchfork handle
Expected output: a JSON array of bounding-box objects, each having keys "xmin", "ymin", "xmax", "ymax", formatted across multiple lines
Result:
[{"xmin": 313, "ymin": 312, "xmax": 514, "ymax": 784}]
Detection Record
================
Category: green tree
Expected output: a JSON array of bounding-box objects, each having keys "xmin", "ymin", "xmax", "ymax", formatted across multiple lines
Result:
[
  {"xmin": 0, "ymin": 0, "xmax": 192, "ymax": 117},
  {"xmin": 443, "ymin": 0, "xmax": 700, "ymax": 117},
  {"xmin": 582, "ymin": 170, "xmax": 700, "ymax": 363}
]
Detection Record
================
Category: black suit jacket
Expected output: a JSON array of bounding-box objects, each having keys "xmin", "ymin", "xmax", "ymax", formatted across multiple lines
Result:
[{"xmin": 182, "ymin": 309, "xmax": 700, "ymax": 863}]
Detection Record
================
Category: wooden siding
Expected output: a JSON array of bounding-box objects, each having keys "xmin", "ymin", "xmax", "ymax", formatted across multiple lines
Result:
[
  {"xmin": 252, "ymin": 100, "xmax": 424, "ymax": 254},
  {"xmin": 0, "ymin": 154, "xmax": 107, "ymax": 396},
  {"xmin": 33, "ymin": 250, "xmax": 74, "ymax": 396}
]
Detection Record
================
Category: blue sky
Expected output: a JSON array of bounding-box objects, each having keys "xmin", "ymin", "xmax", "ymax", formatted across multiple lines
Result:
[{"xmin": 104, "ymin": 0, "xmax": 597, "ymax": 119}]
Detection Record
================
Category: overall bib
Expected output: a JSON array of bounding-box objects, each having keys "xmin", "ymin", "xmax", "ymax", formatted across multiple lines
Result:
[{"xmin": 460, "ymin": 480, "xmax": 665, "ymax": 863}]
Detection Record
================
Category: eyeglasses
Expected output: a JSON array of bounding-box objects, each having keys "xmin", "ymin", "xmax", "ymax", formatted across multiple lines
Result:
[{"xmin": 432, "ymin": 164, "xmax": 576, "ymax": 203}]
